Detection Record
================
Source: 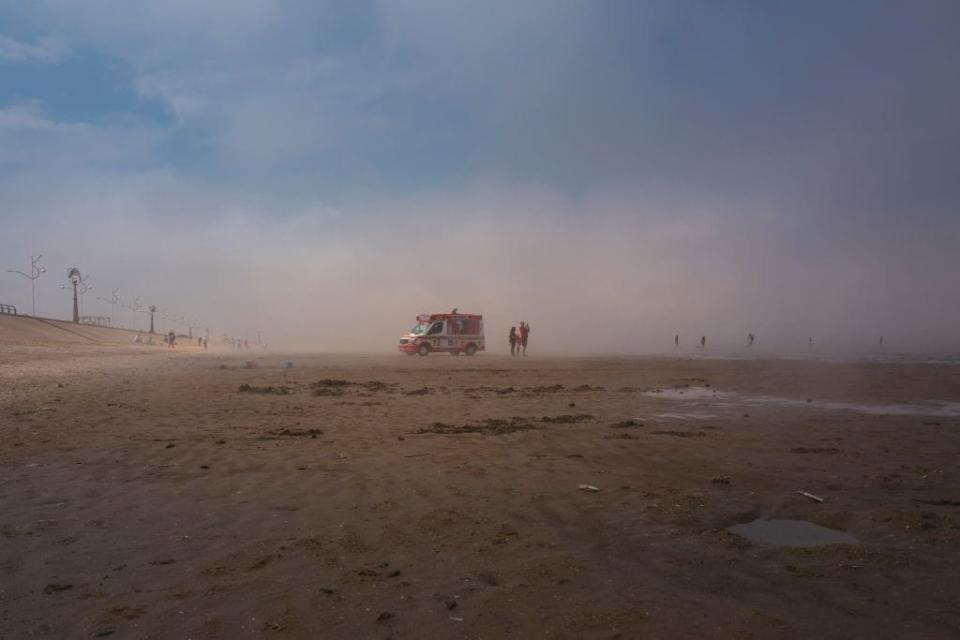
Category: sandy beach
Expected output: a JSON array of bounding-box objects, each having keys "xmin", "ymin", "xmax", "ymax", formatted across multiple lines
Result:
[{"xmin": 1, "ymin": 324, "xmax": 958, "ymax": 639}]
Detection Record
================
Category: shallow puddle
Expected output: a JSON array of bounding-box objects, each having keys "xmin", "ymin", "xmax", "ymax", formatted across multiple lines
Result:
[
  {"xmin": 728, "ymin": 519, "xmax": 857, "ymax": 546},
  {"xmin": 644, "ymin": 387, "xmax": 960, "ymax": 417}
]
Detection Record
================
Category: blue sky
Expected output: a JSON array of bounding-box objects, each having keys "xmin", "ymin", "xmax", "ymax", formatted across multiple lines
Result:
[
  {"xmin": 1, "ymin": 1, "xmax": 958, "ymax": 350},
  {"xmin": 1, "ymin": 1, "xmax": 956, "ymax": 202}
]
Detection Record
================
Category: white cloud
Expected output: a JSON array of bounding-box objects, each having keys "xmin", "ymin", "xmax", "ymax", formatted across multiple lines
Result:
[
  {"xmin": 0, "ymin": 101, "xmax": 162, "ymax": 170},
  {"xmin": 0, "ymin": 101, "xmax": 86, "ymax": 132},
  {"xmin": 0, "ymin": 35, "xmax": 69, "ymax": 63}
]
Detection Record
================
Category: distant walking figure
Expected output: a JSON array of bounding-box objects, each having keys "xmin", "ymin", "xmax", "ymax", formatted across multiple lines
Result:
[
  {"xmin": 674, "ymin": 334, "xmax": 679, "ymax": 348},
  {"xmin": 808, "ymin": 337, "xmax": 814, "ymax": 349},
  {"xmin": 879, "ymin": 336, "xmax": 884, "ymax": 346},
  {"xmin": 203, "ymin": 337, "xmax": 208, "ymax": 351},
  {"xmin": 519, "ymin": 321, "xmax": 530, "ymax": 355},
  {"xmin": 168, "ymin": 331, "xmax": 176, "ymax": 348},
  {"xmin": 700, "ymin": 335, "xmax": 706, "ymax": 349},
  {"xmin": 746, "ymin": 332, "xmax": 755, "ymax": 347},
  {"xmin": 509, "ymin": 326, "xmax": 518, "ymax": 356},
  {"xmin": 198, "ymin": 337, "xmax": 203, "ymax": 348}
]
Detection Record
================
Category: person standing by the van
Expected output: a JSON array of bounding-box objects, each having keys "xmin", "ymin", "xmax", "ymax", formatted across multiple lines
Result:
[
  {"xmin": 700, "ymin": 335, "xmax": 706, "ymax": 349},
  {"xmin": 520, "ymin": 322, "xmax": 530, "ymax": 355},
  {"xmin": 509, "ymin": 326, "xmax": 518, "ymax": 356}
]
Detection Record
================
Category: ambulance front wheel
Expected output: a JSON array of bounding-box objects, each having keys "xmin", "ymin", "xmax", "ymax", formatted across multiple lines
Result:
[
  {"xmin": 465, "ymin": 344, "xmax": 477, "ymax": 356},
  {"xmin": 417, "ymin": 343, "xmax": 431, "ymax": 356}
]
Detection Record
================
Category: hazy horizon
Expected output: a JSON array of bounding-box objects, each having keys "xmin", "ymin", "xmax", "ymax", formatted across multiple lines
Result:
[{"xmin": 2, "ymin": 1, "xmax": 959, "ymax": 354}]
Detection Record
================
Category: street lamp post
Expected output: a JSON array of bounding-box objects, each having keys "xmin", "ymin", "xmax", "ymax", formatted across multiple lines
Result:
[
  {"xmin": 149, "ymin": 305, "xmax": 156, "ymax": 334},
  {"xmin": 63, "ymin": 268, "xmax": 88, "ymax": 323},
  {"xmin": 6, "ymin": 255, "xmax": 46, "ymax": 316}
]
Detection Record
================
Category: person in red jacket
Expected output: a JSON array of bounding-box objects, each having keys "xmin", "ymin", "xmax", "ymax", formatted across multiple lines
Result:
[{"xmin": 519, "ymin": 321, "xmax": 530, "ymax": 355}]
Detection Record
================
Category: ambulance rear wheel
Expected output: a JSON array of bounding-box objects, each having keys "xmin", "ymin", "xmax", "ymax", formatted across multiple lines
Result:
[
  {"xmin": 417, "ymin": 343, "xmax": 431, "ymax": 356},
  {"xmin": 465, "ymin": 344, "xmax": 477, "ymax": 356}
]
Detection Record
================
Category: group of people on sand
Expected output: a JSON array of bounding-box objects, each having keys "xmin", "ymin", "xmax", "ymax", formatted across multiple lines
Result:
[
  {"xmin": 674, "ymin": 334, "xmax": 708, "ymax": 349},
  {"xmin": 508, "ymin": 322, "xmax": 531, "ymax": 356},
  {"xmin": 671, "ymin": 332, "xmax": 881, "ymax": 350},
  {"xmin": 132, "ymin": 330, "xmax": 207, "ymax": 350},
  {"xmin": 166, "ymin": 332, "xmax": 207, "ymax": 349}
]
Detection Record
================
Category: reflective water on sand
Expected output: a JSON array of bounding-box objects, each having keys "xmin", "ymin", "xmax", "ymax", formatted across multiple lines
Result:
[
  {"xmin": 644, "ymin": 387, "xmax": 960, "ymax": 417},
  {"xmin": 729, "ymin": 519, "xmax": 857, "ymax": 546},
  {"xmin": 665, "ymin": 351, "xmax": 960, "ymax": 366},
  {"xmin": 651, "ymin": 412, "xmax": 718, "ymax": 421}
]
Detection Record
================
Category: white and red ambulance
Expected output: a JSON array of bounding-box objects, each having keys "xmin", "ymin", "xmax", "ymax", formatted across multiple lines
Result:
[{"xmin": 398, "ymin": 312, "xmax": 485, "ymax": 356}]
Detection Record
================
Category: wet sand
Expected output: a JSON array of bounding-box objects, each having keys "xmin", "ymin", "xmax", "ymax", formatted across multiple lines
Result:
[{"xmin": 2, "ymin": 344, "xmax": 959, "ymax": 639}]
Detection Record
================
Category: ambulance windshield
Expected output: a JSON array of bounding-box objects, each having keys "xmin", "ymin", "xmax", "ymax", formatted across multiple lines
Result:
[{"xmin": 410, "ymin": 322, "xmax": 430, "ymax": 335}]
